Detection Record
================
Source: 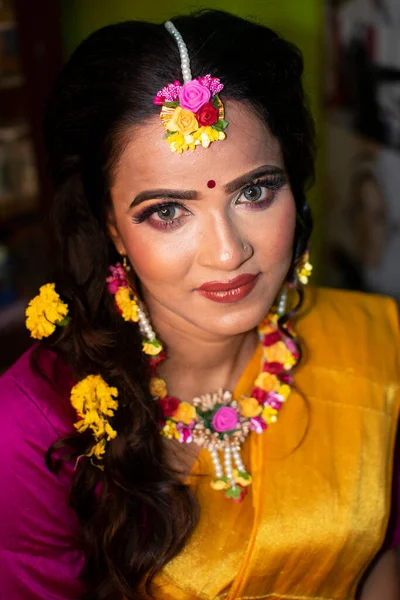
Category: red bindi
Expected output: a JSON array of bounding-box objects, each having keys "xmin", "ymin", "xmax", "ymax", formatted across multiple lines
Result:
[{"xmin": 207, "ymin": 180, "xmax": 216, "ymax": 188}]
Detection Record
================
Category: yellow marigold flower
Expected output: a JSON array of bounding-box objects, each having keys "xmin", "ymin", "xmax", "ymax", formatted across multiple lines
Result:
[
  {"xmin": 239, "ymin": 397, "xmax": 262, "ymax": 418},
  {"xmin": 88, "ymin": 438, "xmax": 106, "ymax": 460},
  {"xmin": 173, "ymin": 401, "xmax": 197, "ymax": 425},
  {"xmin": 161, "ymin": 420, "xmax": 180, "ymax": 440},
  {"xmin": 70, "ymin": 375, "xmax": 118, "ymax": 456},
  {"xmin": 278, "ymin": 384, "xmax": 292, "ymax": 400},
  {"xmin": 262, "ymin": 405, "xmax": 278, "ymax": 425},
  {"xmin": 166, "ymin": 106, "xmax": 199, "ymax": 135},
  {"xmin": 115, "ymin": 287, "xmax": 139, "ymax": 322},
  {"xmin": 254, "ymin": 372, "xmax": 280, "ymax": 392},
  {"xmin": 233, "ymin": 469, "xmax": 252, "ymax": 487},
  {"xmin": 25, "ymin": 283, "xmax": 69, "ymax": 339},
  {"xmin": 210, "ymin": 477, "xmax": 230, "ymax": 491},
  {"xmin": 149, "ymin": 377, "xmax": 167, "ymax": 399},
  {"xmin": 142, "ymin": 340, "xmax": 163, "ymax": 356}
]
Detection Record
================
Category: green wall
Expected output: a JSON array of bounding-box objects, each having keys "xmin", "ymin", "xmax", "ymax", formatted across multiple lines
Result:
[{"xmin": 61, "ymin": 0, "xmax": 324, "ymax": 276}]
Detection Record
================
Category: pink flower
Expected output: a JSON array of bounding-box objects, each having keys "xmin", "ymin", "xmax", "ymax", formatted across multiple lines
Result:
[
  {"xmin": 153, "ymin": 95, "xmax": 165, "ymax": 105},
  {"xmin": 264, "ymin": 391, "xmax": 283, "ymax": 410},
  {"xmin": 285, "ymin": 337, "xmax": 300, "ymax": 359},
  {"xmin": 198, "ymin": 74, "xmax": 224, "ymax": 95},
  {"xmin": 179, "ymin": 80, "xmax": 211, "ymax": 113},
  {"xmin": 155, "ymin": 81, "xmax": 181, "ymax": 102},
  {"xmin": 106, "ymin": 263, "xmax": 127, "ymax": 295},
  {"xmin": 176, "ymin": 420, "xmax": 195, "ymax": 443},
  {"xmin": 250, "ymin": 417, "xmax": 267, "ymax": 434},
  {"xmin": 212, "ymin": 407, "xmax": 238, "ymax": 432}
]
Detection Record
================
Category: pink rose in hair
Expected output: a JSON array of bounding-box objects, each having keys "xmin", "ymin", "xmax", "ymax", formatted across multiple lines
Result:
[
  {"xmin": 212, "ymin": 406, "xmax": 238, "ymax": 432},
  {"xmin": 179, "ymin": 80, "xmax": 211, "ymax": 113}
]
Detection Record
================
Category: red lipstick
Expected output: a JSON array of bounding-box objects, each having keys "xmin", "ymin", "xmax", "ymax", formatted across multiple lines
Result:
[{"xmin": 196, "ymin": 273, "xmax": 260, "ymax": 303}]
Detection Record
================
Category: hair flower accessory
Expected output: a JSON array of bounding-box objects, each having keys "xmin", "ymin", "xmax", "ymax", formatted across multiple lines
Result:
[
  {"xmin": 155, "ymin": 21, "xmax": 228, "ymax": 153},
  {"xmin": 70, "ymin": 374, "xmax": 118, "ymax": 460},
  {"xmin": 25, "ymin": 283, "xmax": 70, "ymax": 339}
]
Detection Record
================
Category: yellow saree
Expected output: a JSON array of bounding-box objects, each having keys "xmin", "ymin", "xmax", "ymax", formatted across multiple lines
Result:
[{"xmin": 151, "ymin": 287, "xmax": 400, "ymax": 600}]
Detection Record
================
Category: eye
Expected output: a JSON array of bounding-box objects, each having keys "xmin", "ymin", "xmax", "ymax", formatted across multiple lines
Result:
[
  {"xmin": 157, "ymin": 206, "xmax": 177, "ymax": 221},
  {"xmin": 243, "ymin": 185, "xmax": 262, "ymax": 202}
]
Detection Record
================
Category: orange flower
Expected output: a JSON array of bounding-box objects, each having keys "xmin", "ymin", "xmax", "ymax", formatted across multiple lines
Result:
[
  {"xmin": 173, "ymin": 401, "xmax": 197, "ymax": 425},
  {"xmin": 254, "ymin": 372, "xmax": 280, "ymax": 392},
  {"xmin": 149, "ymin": 377, "xmax": 167, "ymax": 399},
  {"xmin": 258, "ymin": 313, "xmax": 279, "ymax": 334},
  {"xmin": 239, "ymin": 397, "xmax": 262, "ymax": 418},
  {"xmin": 264, "ymin": 341, "xmax": 295, "ymax": 368},
  {"xmin": 166, "ymin": 107, "xmax": 199, "ymax": 135}
]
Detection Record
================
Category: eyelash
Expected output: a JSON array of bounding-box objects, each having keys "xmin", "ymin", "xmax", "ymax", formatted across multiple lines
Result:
[{"xmin": 132, "ymin": 174, "xmax": 286, "ymax": 230}]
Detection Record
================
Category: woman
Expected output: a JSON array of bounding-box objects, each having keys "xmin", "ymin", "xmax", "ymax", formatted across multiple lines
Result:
[{"xmin": 0, "ymin": 10, "xmax": 399, "ymax": 600}]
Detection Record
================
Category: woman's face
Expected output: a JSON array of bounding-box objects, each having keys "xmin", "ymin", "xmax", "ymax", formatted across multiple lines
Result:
[{"xmin": 109, "ymin": 101, "xmax": 296, "ymax": 338}]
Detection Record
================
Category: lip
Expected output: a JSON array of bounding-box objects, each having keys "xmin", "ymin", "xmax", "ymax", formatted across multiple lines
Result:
[{"xmin": 196, "ymin": 273, "xmax": 260, "ymax": 304}]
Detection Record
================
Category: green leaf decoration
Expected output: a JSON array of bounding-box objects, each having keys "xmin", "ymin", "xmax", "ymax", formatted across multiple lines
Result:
[
  {"xmin": 213, "ymin": 94, "xmax": 219, "ymax": 108},
  {"xmin": 212, "ymin": 120, "xmax": 228, "ymax": 132},
  {"xmin": 225, "ymin": 486, "xmax": 243, "ymax": 500},
  {"xmin": 164, "ymin": 101, "xmax": 179, "ymax": 108},
  {"xmin": 57, "ymin": 316, "xmax": 71, "ymax": 327},
  {"xmin": 237, "ymin": 471, "xmax": 250, "ymax": 481}
]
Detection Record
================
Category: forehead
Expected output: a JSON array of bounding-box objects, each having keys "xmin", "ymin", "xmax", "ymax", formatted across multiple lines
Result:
[{"xmin": 113, "ymin": 101, "xmax": 284, "ymax": 192}]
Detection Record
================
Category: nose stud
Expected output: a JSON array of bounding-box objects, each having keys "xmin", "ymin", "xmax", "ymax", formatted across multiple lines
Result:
[{"xmin": 243, "ymin": 244, "xmax": 249, "ymax": 252}]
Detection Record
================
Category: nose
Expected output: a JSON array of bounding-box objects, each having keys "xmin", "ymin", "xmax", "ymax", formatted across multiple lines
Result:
[{"xmin": 196, "ymin": 211, "xmax": 251, "ymax": 271}]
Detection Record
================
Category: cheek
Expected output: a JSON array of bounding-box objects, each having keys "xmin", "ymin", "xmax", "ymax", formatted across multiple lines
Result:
[
  {"xmin": 252, "ymin": 193, "xmax": 296, "ymax": 266},
  {"xmin": 119, "ymin": 223, "xmax": 195, "ymax": 288}
]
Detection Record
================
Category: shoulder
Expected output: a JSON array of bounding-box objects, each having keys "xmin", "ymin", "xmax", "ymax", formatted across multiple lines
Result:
[
  {"xmin": 297, "ymin": 287, "xmax": 400, "ymax": 386},
  {"xmin": 0, "ymin": 347, "xmax": 84, "ymax": 598},
  {"xmin": 0, "ymin": 344, "xmax": 76, "ymax": 440}
]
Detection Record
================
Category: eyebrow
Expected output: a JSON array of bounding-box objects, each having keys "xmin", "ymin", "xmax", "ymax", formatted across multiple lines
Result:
[{"xmin": 129, "ymin": 164, "xmax": 284, "ymax": 209}]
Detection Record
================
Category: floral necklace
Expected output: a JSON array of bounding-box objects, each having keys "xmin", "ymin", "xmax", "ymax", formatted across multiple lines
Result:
[{"xmin": 149, "ymin": 310, "xmax": 299, "ymax": 502}]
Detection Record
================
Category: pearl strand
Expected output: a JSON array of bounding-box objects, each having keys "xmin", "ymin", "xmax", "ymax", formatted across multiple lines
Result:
[
  {"xmin": 277, "ymin": 287, "xmax": 288, "ymax": 317},
  {"xmin": 232, "ymin": 445, "xmax": 245, "ymax": 473},
  {"xmin": 209, "ymin": 446, "xmax": 223, "ymax": 479},
  {"xmin": 224, "ymin": 444, "xmax": 236, "ymax": 489},
  {"xmin": 165, "ymin": 20, "xmax": 192, "ymax": 84},
  {"xmin": 137, "ymin": 302, "xmax": 156, "ymax": 341}
]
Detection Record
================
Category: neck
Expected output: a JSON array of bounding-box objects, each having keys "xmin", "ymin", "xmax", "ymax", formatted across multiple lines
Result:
[{"xmin": 149, "ymin": 309, "xmax": 259, "ymax": 402}]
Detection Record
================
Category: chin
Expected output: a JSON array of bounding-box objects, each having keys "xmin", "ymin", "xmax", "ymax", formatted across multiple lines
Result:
[{"xmin": 194, "ymin": 298, "xmax": 274, "ymax": 338}]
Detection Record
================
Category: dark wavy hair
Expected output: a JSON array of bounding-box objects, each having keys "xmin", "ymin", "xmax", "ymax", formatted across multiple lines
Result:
[{"xmin": 42, "ymin": 9, "xmax": 315, "ymax": 599}]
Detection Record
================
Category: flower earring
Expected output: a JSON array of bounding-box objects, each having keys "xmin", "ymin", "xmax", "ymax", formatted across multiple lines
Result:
[
  {"xmin": 296, "ymin": 250, "xmax": 313, "ymax": 286},
  {"xmin": 106, "ymin": 258, "xmax": 163, "ymax": 357}
]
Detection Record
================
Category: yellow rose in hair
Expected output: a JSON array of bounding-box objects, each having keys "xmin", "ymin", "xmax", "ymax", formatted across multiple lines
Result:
[
  {"xmin": 173, "ymin": 401, "xmax": 197, "ymax": 425},
  {"xmin": 254, "ymin": 372, "xmax": 280, "ymax": 392},
  {"xmin": 166, "ymin": 106, "xmax": 199, "ymax": 135},
  {"xmin": 149, "ymin": 377, "xmax": 167, "ymax": 399},
  {"xmin": 239, "ymin": 397, "xmax": 262, "ymax": 418}
]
